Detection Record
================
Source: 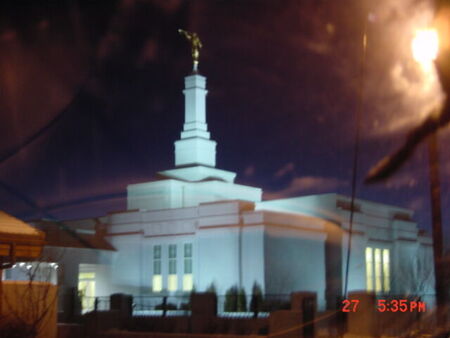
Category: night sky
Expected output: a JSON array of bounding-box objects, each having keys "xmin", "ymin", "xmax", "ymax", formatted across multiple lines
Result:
[{"xmin": 0, "ymin": 0, "xmax": 448, "ymax": 248}]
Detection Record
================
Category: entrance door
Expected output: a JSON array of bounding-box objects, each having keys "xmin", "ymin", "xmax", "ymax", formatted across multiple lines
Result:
[{"xmin": 78, "ymin": 272, "xmax": 95, "ymax": 312}]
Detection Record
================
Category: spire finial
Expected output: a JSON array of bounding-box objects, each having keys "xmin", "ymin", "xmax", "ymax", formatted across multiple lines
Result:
[{"xmin": 178, "ymin": 29, "xmax": 202, "ymax": 73}]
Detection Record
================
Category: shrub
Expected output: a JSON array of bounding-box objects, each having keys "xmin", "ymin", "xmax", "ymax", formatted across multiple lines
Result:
[
  {"xmin": 224, "ymin": 286, "xmax": 247, "ymax": 312},
  {"xmin": 250, "ymin": 281, "xmax": 263, "ymax": 314},
  {"xmin": 206, "ymin": 282, "xmax": 216, "ymax": 294},
  {"xmin": 237, "ymin": 287, "xmax": 247, "ymax": 312},
  {"xmin": 224, "ymin": 286, "xmax": 238, "ymax": 312}
]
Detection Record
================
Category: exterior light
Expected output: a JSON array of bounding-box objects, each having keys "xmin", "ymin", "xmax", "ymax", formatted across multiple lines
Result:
[{"xmin": 411, "ymin": 28, "xmax": 439, "ymax": 68}]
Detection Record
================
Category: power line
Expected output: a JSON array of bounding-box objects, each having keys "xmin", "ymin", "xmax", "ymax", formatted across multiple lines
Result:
[{"xmin": 343, "ymin": 15, "xmax": 368, "ymax": 297}]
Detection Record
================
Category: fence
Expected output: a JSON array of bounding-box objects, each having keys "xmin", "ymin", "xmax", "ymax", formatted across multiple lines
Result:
[
  {"xmin": 78, "ymin": 293, "xmax": 293, "ymax": 317},
  {"xmin": 132, "ymin": 295, "xmax": 190, "ymax": 316},
  {"xmin": 80, "ymin": 296, "xmax": 110, "ymax": 313},
  {"xmin": 66, "ymin": 292, "xmax": 446, "ymax": 337},
  {"xmin": 76, "ymin": 292, "xmax": 442, "ymax": 336}
]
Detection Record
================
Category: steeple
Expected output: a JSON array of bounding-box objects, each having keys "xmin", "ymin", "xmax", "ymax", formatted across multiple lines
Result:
[
  {"xmin": 174, "ymin": 74, "xmax": 217, "ymax": 167},
  {"xmin": 157, "ymin": 30, "xmax": 238, "ymax": 183},
  {"xmin": 126, "ymin": 33, "xmax": 263, "ymax": 210}
]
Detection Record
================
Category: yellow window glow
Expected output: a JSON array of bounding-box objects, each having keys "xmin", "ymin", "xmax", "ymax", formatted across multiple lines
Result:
[
  {"xmin": 183, "ymin": 274, "xmax": 193, "ymax": 291},
  {"xmin": 374, "ymin": 248, "xmax": 382, "ymax": 292},
  {"xmin": 168, "ymin": 274, "xmax": 178, "ymax": 292},
  {"xmin": 152, "ymin": 275, "xmax": 162, "ymax": 292},
  {"xmin": 79, "ymin": 272, "xmax": 95, "ymax": 280},
  {"xmin": 383, "ymin": 249, "xmax": 390, "ymax": 292},
  {"xmin": 78, "ymin": 271, "xmax": 96, "ymax": 312},
  {"xmin": 365, "ymin": 247, "xmax": 373, "ymax": 291}
]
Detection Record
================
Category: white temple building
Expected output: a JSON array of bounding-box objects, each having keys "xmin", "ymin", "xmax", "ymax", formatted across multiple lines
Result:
[
  {"xmin": 98, "ymin": 69, "xmax": 435, "ymax": 309},
  {"xmin": 12, "ymin": 69, "xmax": 435, "ymax": 311}
]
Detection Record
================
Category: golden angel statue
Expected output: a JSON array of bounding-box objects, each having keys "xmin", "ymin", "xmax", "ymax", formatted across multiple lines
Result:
[{"xmin": 178, "ymin": 29, "xmax": 202, "ymax": 72}]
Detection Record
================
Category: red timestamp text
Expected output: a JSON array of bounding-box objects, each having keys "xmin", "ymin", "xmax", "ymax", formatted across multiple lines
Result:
[
  {"xmin": 341, "ymin": 299, "xmax": 426, "ymax": 313},
  {"xmin": 377, "ymin": 299, "xmax": 426, "ymax": 312},
  {"xmin": 341, "ymin": 299, "xmax": 360, "ymax": 312}
]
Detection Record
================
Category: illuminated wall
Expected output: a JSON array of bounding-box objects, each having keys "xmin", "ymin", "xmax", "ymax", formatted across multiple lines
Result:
[
  {"xmin": 45, "ymin": 68, "xmax": 435, "ymax": 313},
  {"xmin": 258, "ymin": 193, "xmax": 435, "ymax": 306}
]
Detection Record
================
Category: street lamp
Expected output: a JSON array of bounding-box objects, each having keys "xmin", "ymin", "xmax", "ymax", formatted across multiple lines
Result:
[
  {"xmin": 411, "ymin": 28, "xmax": 439, "ymax": 67},
  {"xmin": 411, "ymin": 23, "xmax": 447, "ymax": 320},
  {"xmin": 365, "ymin": 4, "xmax": 450, "ymax": 320}
]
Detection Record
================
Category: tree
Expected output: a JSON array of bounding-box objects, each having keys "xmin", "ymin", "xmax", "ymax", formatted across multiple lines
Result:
[
  {"xmin": 0, "ymin": 255, "xmax": 60, "ymax": 338},
  {"xmin": 237, "ymin": 287, "xmax": 247, "ymax": 312},
  {"xmin": 396, "ymin": 251, "xmax": 434, "ymax": 297},
  {"xmin": 224, "ymin": 285, "xmax": 247, "ymax": 312},
  {"xmin": 224, "ymin": 286, "xmax": 238, "ymax": 312},
  {"xmin": 206, "ymin": 282, "xmax": 217, "ymax": 294},
  {"xmin": 250, "ymin": 282, "xmax": 263, "ymax": 315}
]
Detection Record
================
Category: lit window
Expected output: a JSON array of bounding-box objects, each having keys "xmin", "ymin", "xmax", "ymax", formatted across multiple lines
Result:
[
  {"xmin": 168, "ymin": 245, "xmax": 177, "ymax": 291},
  {"xmin": 152, "ymin": 275, "xmax": 162, "ymax": 292},
  {"xmin": 383, "ymin": 249, "xmax": 390, "ymax": 292},
  {"xmin": 152, "ymin": 245, "xmax": 162, "ymax": 292},
  {"xmin": 184, "ymin": 243, "xmax": 192, "ymax": 274},
  {"xmin": 168, "ymin": 275, "xmax": 178, "ymax": 291},
  {"xmin": 183, "ymin": 243, "xmax": 193, "ymax": 291},
  {"xmin": 365, "ymin": 248, "xmax": 373, "ymax": 291},
  {"xmin": 78, "ymin": 271, "xmax": 95, "ymax": 312},
  {"xmin": 365, "ymin": 247, "xmax": 390, "ymax": 293},
  {"xmin": 183, "ymin": 274, "xmax": 193, "ymax": 291},
  {"xmin": 375, "ymin": 248, "xmax": 382, "ymax": 292}
]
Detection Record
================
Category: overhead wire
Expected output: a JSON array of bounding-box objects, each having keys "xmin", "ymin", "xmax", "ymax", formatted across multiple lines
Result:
[
  {"xmin": 343, "ymin": 14, "xmax": 368, "ymax": 297},
  {"xmin": 0, "ymin": 4, "xmax": 154, "ymax": 218}
]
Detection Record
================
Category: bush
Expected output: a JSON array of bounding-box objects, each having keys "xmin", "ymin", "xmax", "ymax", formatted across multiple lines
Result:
[
  {"xmin": 224, "ymin": 286, "xmax": 238, "ymax": 312},
  {"xmin": 206, "ymin": 282, "xmax": 217, "ymax": 294},
  {"xmin": 224, "ymin": 286, "xmax": 247, "ymax": 312},
  {"xmin": 237, "ymin": 288, "xmax": 247, "ymax": 312},
  {"xmin": 250, "ymin": 281, "xmax": 263, "ymax": 313}
]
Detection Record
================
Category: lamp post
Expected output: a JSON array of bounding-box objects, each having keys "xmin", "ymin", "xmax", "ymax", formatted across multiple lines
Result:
[
  {"xmin": 411, "ymin": 22, "xmax": 448, "ymax": 319},
  {"xmin": 365, "ymin": 4, "xmax": 450, "ymax": 321},
  {"xmin": 427, "ymin": 133, "xmax": 446, "ymax": 311}
]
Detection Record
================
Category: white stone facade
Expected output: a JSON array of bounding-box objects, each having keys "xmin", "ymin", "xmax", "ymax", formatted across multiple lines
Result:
[
  {"xmin": 89, "ymin": 71, "xmax": 434, "ymax": 310},
  {"xmin": 25, "ymin": 70, "xmax": 434, "ymax": 311}
]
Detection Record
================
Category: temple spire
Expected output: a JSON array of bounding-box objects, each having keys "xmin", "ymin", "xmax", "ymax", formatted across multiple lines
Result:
[
  {"xmin": 175, "ymin": 73, "xmax": 216, "ymax": 167},
  {"xmin": 175, "ymin": 30, "xmax": 216, "ymax": 167}
]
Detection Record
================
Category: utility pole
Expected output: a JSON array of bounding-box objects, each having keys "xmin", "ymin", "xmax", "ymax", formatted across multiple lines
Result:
[{"xmin": 427, "ymin": 132, "xmax": 447, "ymax": 319}]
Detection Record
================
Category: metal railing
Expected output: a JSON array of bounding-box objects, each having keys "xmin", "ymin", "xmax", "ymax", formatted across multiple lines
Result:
[
  {"xmin": 132, "ymin": 295, "xmax": 190, "ymax": 316},
  {"xmin": 80, "ymin": 296, "xmax": 110, "ymax": 313},
  {"xmin": 66, "ymin": 292, "xmax": 446, "ymax": 337},
  {"xmin": 78, "ymin": 293, "xmax": 293, "ymax": 317}
]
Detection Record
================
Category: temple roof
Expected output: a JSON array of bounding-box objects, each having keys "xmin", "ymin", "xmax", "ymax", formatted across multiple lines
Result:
[{"xmin": 32, "ymin": 219, "xmax": 115, "ymax": 251}]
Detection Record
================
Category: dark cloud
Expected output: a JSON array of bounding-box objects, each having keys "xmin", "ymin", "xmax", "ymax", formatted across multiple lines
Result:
[
  {"xmin": 274, "ymin": 162, "xmax": 295, "ymax": 179},
  {"xmin": 264, "ymin": 176, "xmax": 345, "ymax": 200},
  {"xmin": 0, "ymin": 0, "xmax": 446, "ymax": 247}
]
